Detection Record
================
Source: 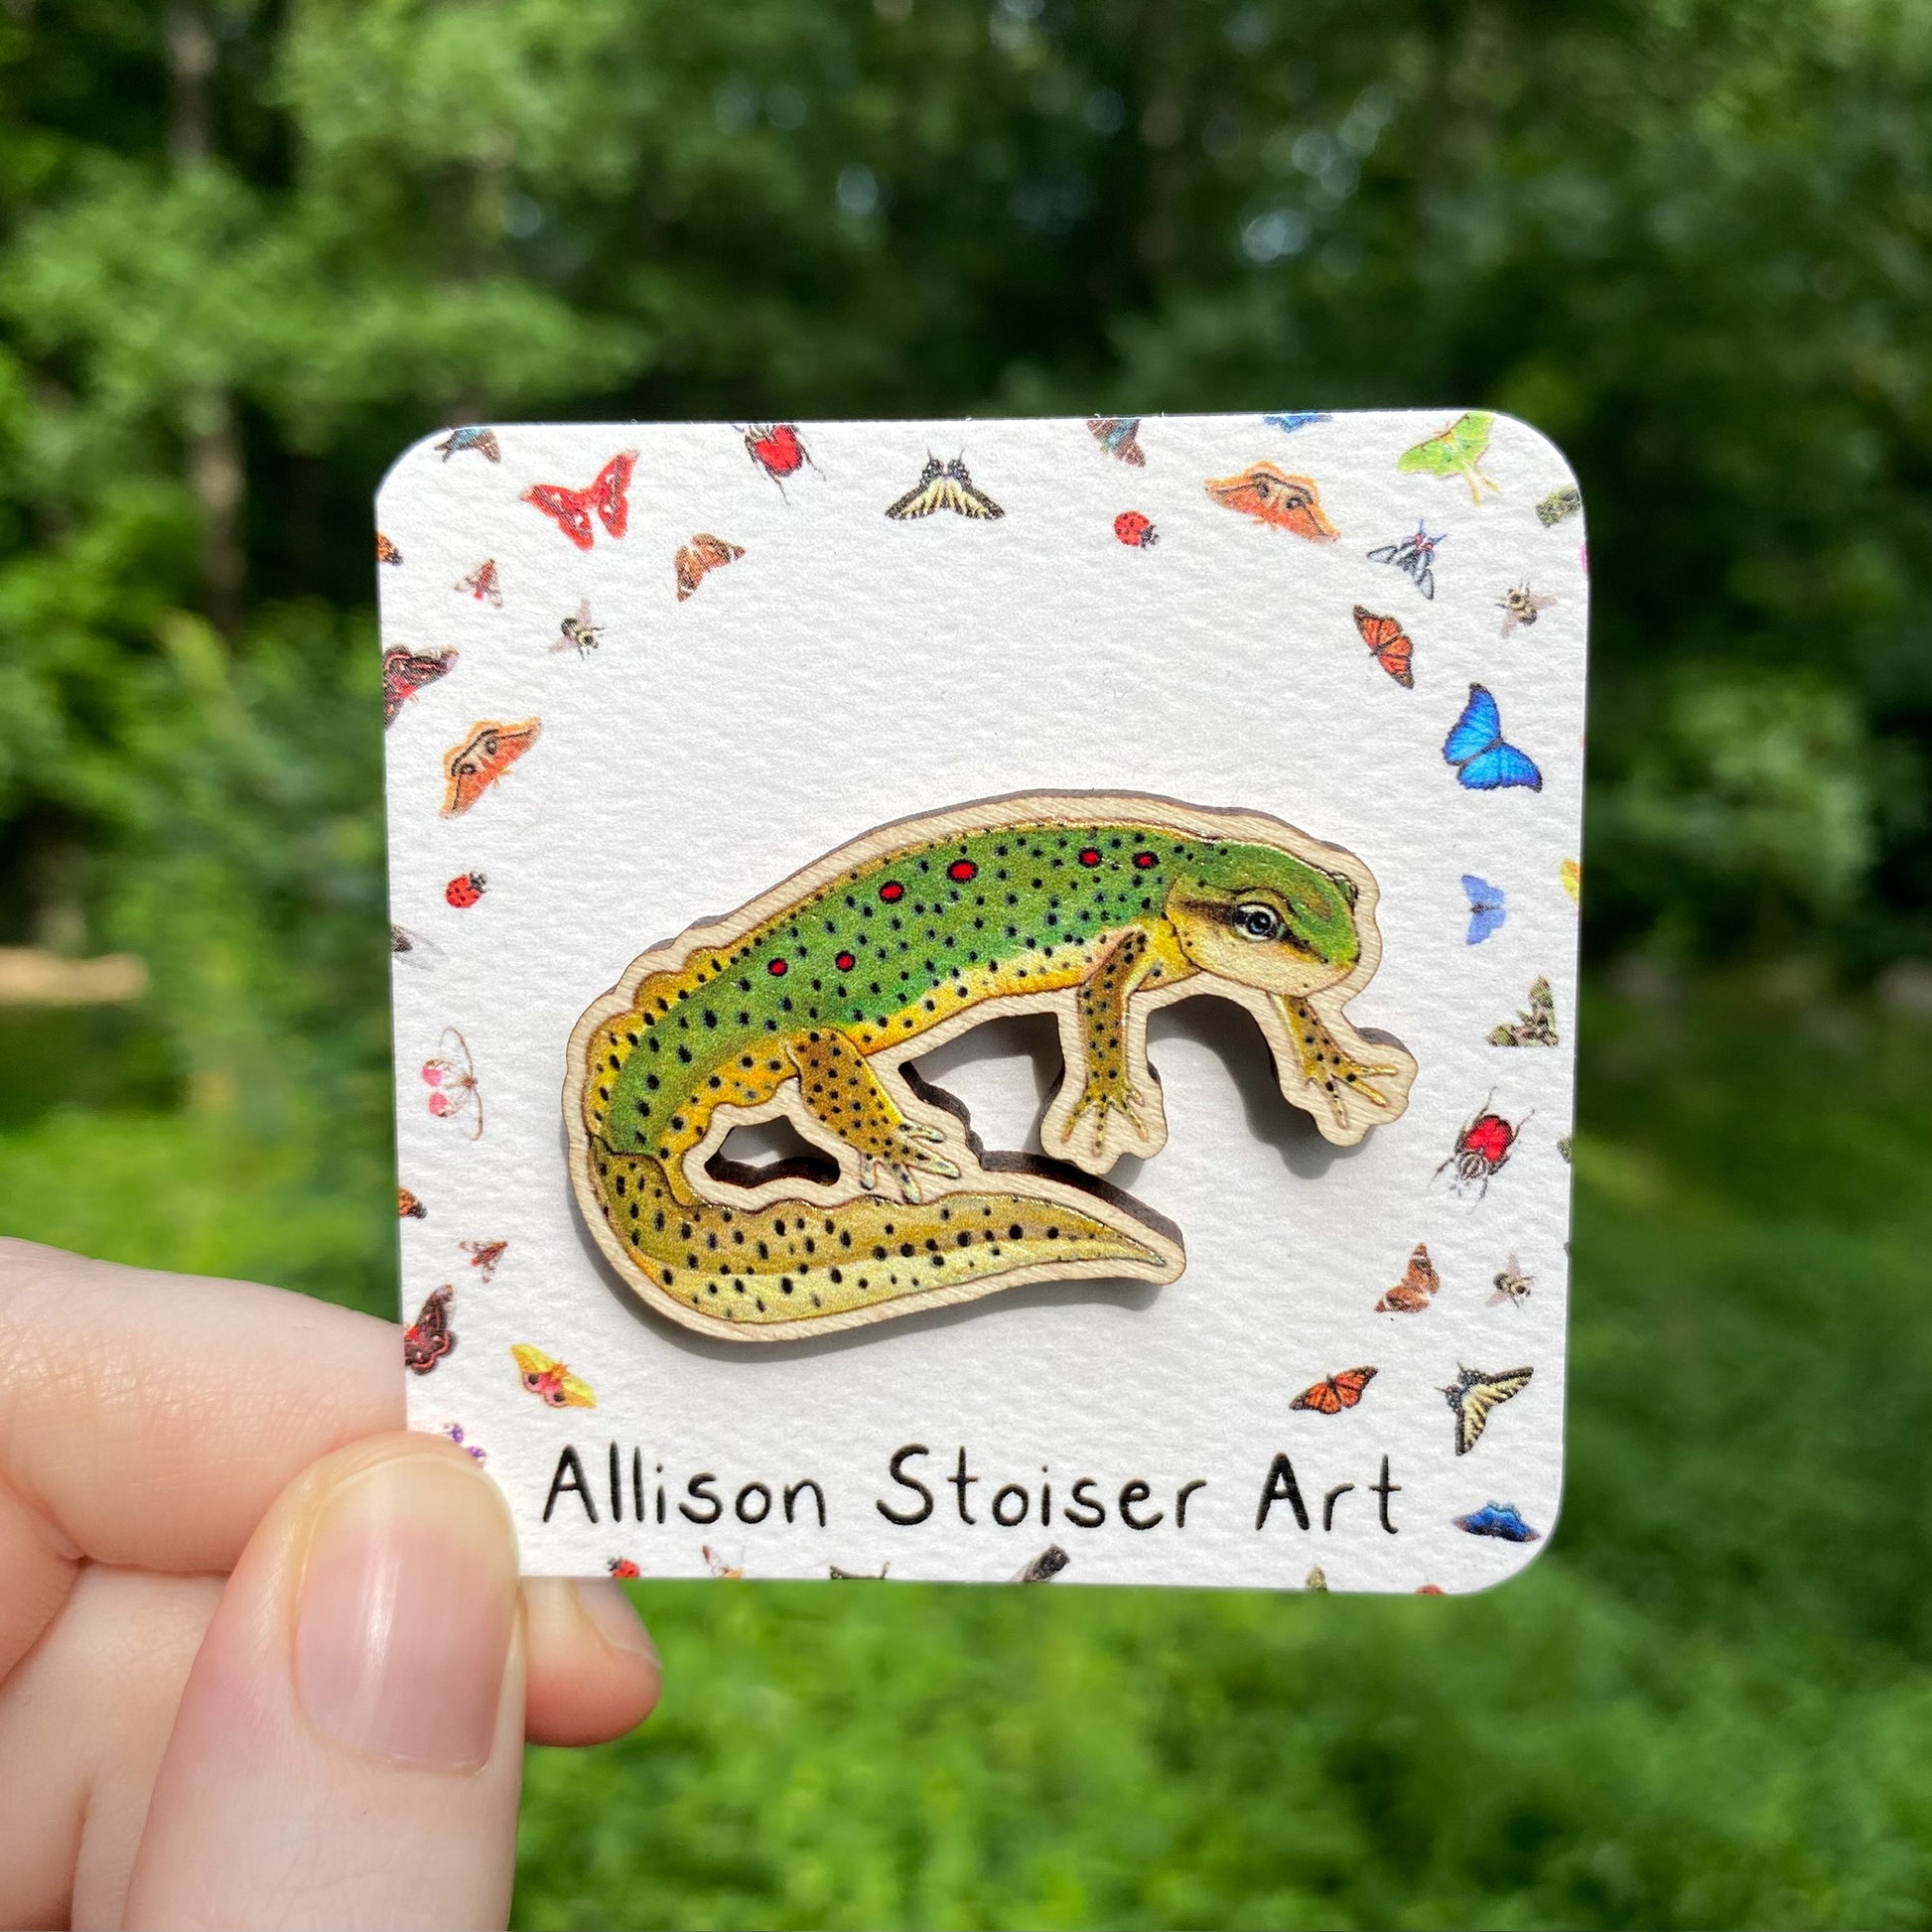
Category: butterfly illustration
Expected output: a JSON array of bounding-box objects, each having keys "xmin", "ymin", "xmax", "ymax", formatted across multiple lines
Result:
[
  {"xmin": 1462, "ymin": 874, "xmax": 1507, "ymax": 945},
  {"xmin": 1490, "ymin": 1254, "xmax": 1534, "ymax": 1309},
  {"xmin": 376, "ymin": 531, "xmax": 403, "ymax": 566},
  {"xmin": 1498, "ymin": 584, "xmax": 1556, "ymax": 636},
  {"xmin": 1087, "ymin": 416, "xmax": 1146, "ymax": 465},
  {"xmin": 743, "ymin": 422, "xmax": 819, "ymax": 493},
  {"xmin": 441, "ymin": 1422, "xmax": 485, "ymax": 1464},
  {"xmin": 522, "ymin": 451, "xmax": 636, "ymax": 550},
  {"xmin": 1489, "ymin": 976, "xmax": 1559, "ymax": 1046},
  {"xmin": 703, "ymin": 1545, "xmax": 745, "ymax": 1579},
  {"xmin": 1398, "ymin": 412, "xmax": 1499, "ymax": 504},
  {"xmin": 1114, "ymin": 510, "xmax": 1158, "ymax": 548},
  {"xmin": 552, "ymin": 600, "xmax": 601, "ymax": 654},
  {"xmin": 1015, "ymin": 1545, "xmax": 1070, "ymax": 1583},
  {"xmin": 1443, "ymin": 1365, "xmax": 1534, "ymax": 1454},
  {"xmin": 1437, "ymin": 1094, "xmax": 1530, "ymax": 1198},
  {"xmin": 381, "ymin": 646, "xmax": 456, "ymax": 729},
  {"xmin": 1291, "ymin": 1366, "xmax": 1378, "ymax": 1414},
  {"xmin": 421, "ymin": 1027, "xmax": 482, "ymax": 1139},
  {"xmin": 1453, "ymin": 1501, "xmax": 1540, "ymax": 1542},
  {"xmin": 886, "ymin": 455, "xmax": 1005, "ymax": 520},
  {"xmin": 1305, "ymin": 1565, "xmax": 1330, "ymax": 1590},
  {"xmin": 398, "ymin": 1185, "xmax": 427, "ymax": 1219},
  {"xmin": 1536, "ymin": 483, "xmax": 1583, "ymax": 527},
  {"xmin": 829, "ymin": 1562, "xmax": 892, "ymax": 1580},
  {"xmin": 511, "ymin": 1342, "xmax": 597, "ymax": 1409},
  {"xmin": 1366, "ymin": 522, "xmax": 1444, "ymax": 600},
  {"xmin": 440, "ymin": 718, "xmax": 540, "ymax": 817},
  {"xmin": 609, "ymin": 1558, "xmax": 641, "ymax": 1579},
  {"xmin": 460, "ymin": 1238, "xmax": 506, "ymax": 1282},
  {"xmin": 1375, "ymin": 1243, "xmax": 1440, "ymax": 1313},
  {"xmin": 1264, "ymin": 411, "xmax": 1332, "ymax": 434},
  {"xmin": 1561, "ymin": 859, "xmax": 1581, "ymax": 903},
  {"xmin": 1444, "ymin": 684, "xmax": 1543, "ymax": 792},
  {"xmin": 673, "ymin": 534, "xmax": 745, "ymax": 601},
  {"xmin": 1204, "ymin": 462, "xmax": 1339, "ymax": 541},
  {"xmin": 456, "ymin": 559, "xmax": 501, "ymax": 607},
  {"xmin": 1351, "ymin": 607, "xmax": 1415, "ymax": 688},
  {"xmin": 436, "ymin": 426, "xmax": 501, "ymax": 463},
  {"xmin": 403, "ymin": 1285, "xmax": 455, "ymax": 1373}
]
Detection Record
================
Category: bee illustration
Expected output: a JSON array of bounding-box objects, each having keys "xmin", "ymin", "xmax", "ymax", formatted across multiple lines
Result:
[
  {"xmin": 1489, "ymin": 1254, "xmax": 1534, "ymax": 1308},
  {"xmin": 1498, "ymin": 583, "xmax": 1556, "ymax": 636},
  {"xmin": 552, "ymin": 600, "xmax": 601, "ymax": 654}
]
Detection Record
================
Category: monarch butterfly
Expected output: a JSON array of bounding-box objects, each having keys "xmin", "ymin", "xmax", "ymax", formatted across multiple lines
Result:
[
  {"xmin": 1398, "ymin": 412, "xmax": 1498, "ymax": 504},
  {"xmin": 1443, "ymin": 684, "xmax": 1542, "ymax": 792},
  {"xmin": 1442, "ymin": 1365, "xmax": 1534, "ymax": 1454},
  {"xmin": 1087, "ymin": 416, "xmax": 1146, "ymax": 465},
  {"xmin": 1351, "ymin": 607, "xmax": 1415, "ymax": 688},
  {"xmin": 421, "ymin": 1027, "xmax": 483, "ymax": 1140},
  {"xmin": 403, "ymin": 1285, "xmax": 455, "ymax": 1373},
  {"xmin": 440, "ymin": 718, "xmax": 540, "ymax": 817},
  {"xmin": 1462, "ymin": 874, "xmax": 1506, "ymax": 945},
  {"xmin": 522, "ymin": 451, "xmax": 636, "ymax": 550},
  {"xmin": 673, "ymin": 534, "xmax": 745, "ymax": 601},
  {"xmin": 381, "ymin": 647, "xmax": 456, "ymax": 729},
  {"xmin": 1375, "ymin": 1243, "xmax": 1439, "ymax": 1313},
  {"xmin": 1366, "ymin": 522, "xmax": 1444, "ymax": 600},
  {"xmin": 1203, "ymin": 462, "xmax": 1339, "ymax": 541},
  {"xmin": 1291, "ymin": 1366, "xmax": 1378, "ymax": 1414},
  {"xmin": 1488, "ymin": 976, "xmax": 1559, "ymax": 1046},
  {"xmin": 510, "ymin": 1342, "xmax": 596, "ymax": 1408},
  {"xmin": 886, "ymin": 455, "xmax": 1004, "ymax": 520},
  {"xmin": 455, "ymin": 559, "xmax": 501, "ymax": 607},
  {"xmin": 1498, "ymin": 584, "xmax": 1556, "ymax": 635}
]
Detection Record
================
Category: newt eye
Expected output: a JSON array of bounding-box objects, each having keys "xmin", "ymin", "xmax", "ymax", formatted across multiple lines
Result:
[{"xmin": 1231, "ymin": 901, "xmax": 1284, "ymax": 941}]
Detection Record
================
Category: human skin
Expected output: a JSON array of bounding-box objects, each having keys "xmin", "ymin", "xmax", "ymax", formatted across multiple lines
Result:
[{"xmin": 0, "ymin": 1238, "xmax": 661, "ymax": 1930}]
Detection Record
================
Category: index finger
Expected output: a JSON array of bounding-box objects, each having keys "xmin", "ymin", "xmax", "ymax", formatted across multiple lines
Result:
[{"xmin": 0, "ymin": 1238, "xmax": 397, "ymax": 1678}]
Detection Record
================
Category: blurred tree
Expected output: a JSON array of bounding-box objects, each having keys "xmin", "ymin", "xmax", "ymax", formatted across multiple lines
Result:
[{"xmin": 1, "ymin": 0, "xmax": 1929, "ymax": 1135}]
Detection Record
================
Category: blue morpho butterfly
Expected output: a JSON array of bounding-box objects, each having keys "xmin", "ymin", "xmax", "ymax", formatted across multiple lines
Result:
[
  {"xmin": 1452, "ymin": 1501, "xmax": 1541, "ymax": 1543},
  {"xmin": 1461, "ymin": 875, "xmax": 1507, "ymax": 945},
  {"xmin": 1263, "ymin": 411, "xmax": 1333, "ymax": 434},
  {"xmin": 1444, "ymin": 684, "xmax": 1543, "ymax": 792}
]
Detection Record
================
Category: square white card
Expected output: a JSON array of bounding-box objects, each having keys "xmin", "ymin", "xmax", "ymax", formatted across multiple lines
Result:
[{"xmin": 379, "ymin": 411, "xmax": 1585, "ymax": 1591}]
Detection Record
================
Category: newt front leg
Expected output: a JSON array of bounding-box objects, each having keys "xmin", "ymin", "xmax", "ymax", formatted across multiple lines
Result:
[
  {"xmin": 1041, "ymin": 928, "xmax": 1173, "ymax": 1173},
  {"xmin": 1279, "ymin": 994, "xmax": 1405, "ymax": 1137}
]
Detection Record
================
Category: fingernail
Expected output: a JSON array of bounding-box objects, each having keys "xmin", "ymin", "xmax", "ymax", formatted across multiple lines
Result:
[
  {"xmin": 572, "ymin": 1578, "xmax": 659, "ymax": 1665},
  {"xmin": 293, "ymin": 1449, "xmax": 517, "ymax": 1772}
]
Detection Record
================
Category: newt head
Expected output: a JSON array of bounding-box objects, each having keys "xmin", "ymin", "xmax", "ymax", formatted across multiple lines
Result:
[{"xmin": 1165, "ymin": 842, "xmax": 1363, "ymax": 998}]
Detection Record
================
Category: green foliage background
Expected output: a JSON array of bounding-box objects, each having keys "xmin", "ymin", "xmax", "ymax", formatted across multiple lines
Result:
[{"xmin": 2, "ymin": 1, "xmax": 1930, "ymax": 1925}]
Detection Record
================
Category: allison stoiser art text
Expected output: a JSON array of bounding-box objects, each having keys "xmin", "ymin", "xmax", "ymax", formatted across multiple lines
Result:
[{"xmin": 541, "ymin": 1443, "xmax": 1403, "ymax": 1537}]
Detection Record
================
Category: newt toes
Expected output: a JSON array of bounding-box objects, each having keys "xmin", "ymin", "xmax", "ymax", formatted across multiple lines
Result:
[{"xmin": 565, "ymin": 791, "xmax": 1416, "ymax": 1339}]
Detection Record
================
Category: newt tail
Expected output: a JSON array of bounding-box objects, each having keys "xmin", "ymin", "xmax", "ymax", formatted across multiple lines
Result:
[{"xmin": 586, "ymin": 1138, "xmax": 1181, "ymax": 1331}]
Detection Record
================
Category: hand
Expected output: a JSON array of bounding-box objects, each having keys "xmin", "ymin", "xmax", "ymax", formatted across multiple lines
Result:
[{"xmin": 0, "ymin": 1239, "xmax": 660, "ymax": 1930}]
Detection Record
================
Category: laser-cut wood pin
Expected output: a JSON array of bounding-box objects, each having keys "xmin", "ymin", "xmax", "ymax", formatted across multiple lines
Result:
[{"xmin": 565, "ymin": 791, "xmax": 1417, "ymax": 1339}]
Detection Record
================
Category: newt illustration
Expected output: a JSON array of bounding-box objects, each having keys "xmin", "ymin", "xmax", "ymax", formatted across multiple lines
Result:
[{"xmin": 565, "ymin": 792, "xmax": 1416, "ymax": 1339}]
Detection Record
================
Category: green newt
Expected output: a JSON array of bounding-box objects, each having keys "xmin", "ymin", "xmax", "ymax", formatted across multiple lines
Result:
[{"xmin": 565, "ymin": 792, "xmax": 1416, "ymax": 1339}]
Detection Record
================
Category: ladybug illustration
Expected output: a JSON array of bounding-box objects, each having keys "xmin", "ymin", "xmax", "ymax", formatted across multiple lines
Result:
[
  {"xmin": 608, "ymin": 1557, "xmax": 640, "ymax": 1580},
  {"xmin": 1113, "ymin": 509, "xmax": 1158, "ymax": 548},
  {"xmin": 1436, "ymin": 1093, "xmax": 1531, "ymax": 1197},
  {"xmin": 743, "ymin": 422, "xmax": 820, "ymax": 495},
  {"xmin": 445, "ymin": 872, "xmax": 486, "ymax": 909}
]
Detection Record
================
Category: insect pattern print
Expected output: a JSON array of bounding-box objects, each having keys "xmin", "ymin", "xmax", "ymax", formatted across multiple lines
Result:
[
  {"xmin": 1087, "ymin": 416, "xmax": 1147, "ymax": 465},
  {"xmin": 456, "ymin": 559, "xmax": 502, "ymax": 607},
  {"xmin": 522, "ymin": 451, "xmax": 635, "ymax": 550},
  {"xmin": 1454, "ymin": 1501, "xmax": 1540, "ymax": 1542},
  {"xmin": 511, "ymin": 1343, "xmax": 596, "ymax": 1408},
  {"xmin": 376, "ymin": 531, "xmax": 403, "ymax": 565},
  {"xmin": 1444, "ymin": 684, "xmax": 1543, "ymax": 792},
  {"xmin": 1305, "ymin": 1566, "xmax": 1330, "ymax": 1590},
  {"xmin": 1292, "ymin": 1366, "xmax": 1378, "ymax": 1414},
  {"xmin": 829, "ymin": 1563, "xmax": 892, "ymax": 1580},
  {"xmin": 1398, "ymin": 411, "xmax": 1499, "ymax": 504},
  {"xmin": 1114, "ymin": 510, "xmax": 1158, "ymax": 548},
  {"xmin": 461, "ymin": 1238, "xmax": 506, "ymax": 1282},
  {"xmin": 398, "ymin": 1185, "xmax": 427, "ymax": 1219},
  {"xmin": 381, "ymin": 647, "xmax": 456, "ymax": 728},
  {"xmin": 703, "ymin": 1545, "xmax": 745, "ymax": 1579},
  {"xmin": 1264, "ymin": 411, "xmax": 1332, "ymax": 435},
  {"xmin": 1375, "ymin": 1243, "xmax": 1440, "ymax": 1313},
  {"xmin": 403, "ymin": 1285, "xmax": 455, "ymax": 1372},
  {"xmin": 553, "ymin": 601, "xmax": 601, "ymax": 653},
  {"xmin": 673, "ymin": 535, "xmax": 744, "ymax": 601},
  {"xmin": 1203, "ymin": 463, "xmax": 1339, "ymax": 541},
  {"xmin": 1498, "ymin": 584, "xmax": 1556, "ymax": 636},
  {"xmin": 1537, "ymin": 484, "xmax": 1583, "ymax": 527},
  {"xmin": 886, "ymin": 455, "xmax": 1005, "ymax": 520},
  {"xmin": 1462, "ymin": 875, "xmax": 1507, "ymax": 945},
  {"xmin": 421, "ymin": 1026, "xmax": 483, "ymax": 1140},
  {"xmin": 1489, "ymin": 976, "xmax": 1559, "ymax": 1046},
  {"xmin": 1437, "ymin": 1095, "xmax": 1530, "ymax": 1198},
  {"xmin": 1442, "ymin": 1365, "xmax": 1534, "ymax": 1454},
  {"xmin": 1015, "ymin": 1546, "xmax": 1071, "ymax": 1583},
  {"xmin": 442, "ymin": 1423, "xmax": 486, "ymax": 1463},
  {"xmin": 440, "ymin": 718, "xmax": 540, "ymax": 817},
  {"xmin": 1366, "ymin": 523, "xmax": 1445, "ymax": 601},
  {"xmin": 1351, "ymin": 607, "xmax": 1415, "ymax": 688},
  {"xmin": 1490, "ymin": 1254, "xmax": 1534, "ymax": 1308},
  {"xmin": 609, "ymin": 1558, "xmax": 641, "ymax": 1579},
  {"xmin": 435, "ymin": 426, "xmax": 501, "ymax": 462},
  {"xmin": 742, "ymin": 422, "xmax": 819, "ymax": 494},
  {"xmin": 389, "ymin": 922, "xmax": 442, "ymax": 969},
  {"xmin": 445, "ymin": 871, "xmax": 486, "ymax": 908}
]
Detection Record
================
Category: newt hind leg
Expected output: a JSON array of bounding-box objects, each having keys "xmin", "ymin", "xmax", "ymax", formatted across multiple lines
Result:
[{"xmin": 786, "ymin": 1028, "xmax": 962, "ymax": 1204}]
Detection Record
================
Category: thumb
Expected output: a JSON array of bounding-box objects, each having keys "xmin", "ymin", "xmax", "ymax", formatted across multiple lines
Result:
[{"xmin": 126, "ymin": 1435, "xmax": 525, "ymax": 1931}]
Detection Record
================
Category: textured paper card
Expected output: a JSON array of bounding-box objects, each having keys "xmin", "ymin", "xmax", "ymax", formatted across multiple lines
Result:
[{"xmin": 378, "ymin": 411, "xmax": 1587, "ymax": 1591}]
